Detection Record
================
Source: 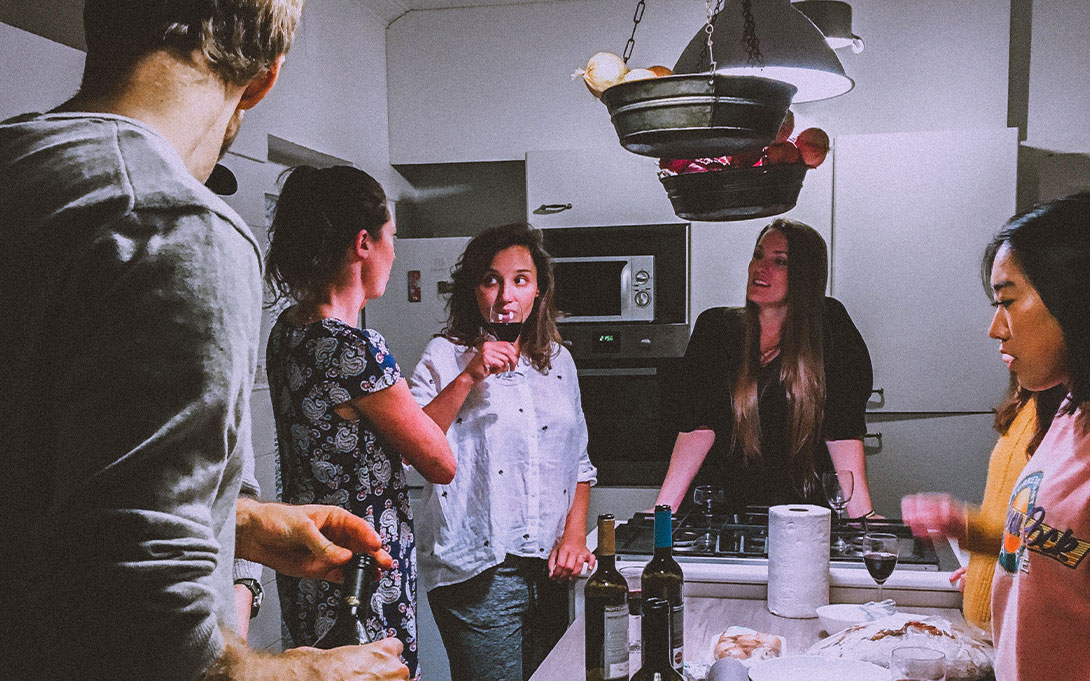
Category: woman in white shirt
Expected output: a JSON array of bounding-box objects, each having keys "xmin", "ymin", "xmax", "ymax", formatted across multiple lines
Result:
[{"xmin": 408, "ymin": 222, "xmax": 597, "ymax": 681}]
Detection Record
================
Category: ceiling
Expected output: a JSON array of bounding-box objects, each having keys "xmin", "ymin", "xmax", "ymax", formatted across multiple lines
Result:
[{"xmin": 362, "ymin": 0, "xmax": 558, "ymax": 26}]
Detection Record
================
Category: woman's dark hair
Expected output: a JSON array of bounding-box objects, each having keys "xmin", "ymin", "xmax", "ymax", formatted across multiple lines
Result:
[
  {"xmin": 994, "ymin": 383, "xmax": 1068, "ymax": 457},
  {"xmin": 443, "ymin": 223, "xmax": 561, "ymax": 371},
  {"xmin": 982, "ymin": 191, "xmax": 1090, "ymax": 430},
  {"xmin": 732, "ymin": 219, "xmax": 829, "ymax": 496},
  {"xmin": 265, "ymin": 165, "xmax": 390, "ymax": 306}
]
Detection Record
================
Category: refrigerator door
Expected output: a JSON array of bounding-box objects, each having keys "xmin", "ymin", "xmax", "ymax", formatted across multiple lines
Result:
[{"xmin": 365, "ymin": 236, "xmax": 471, "ymax": 375}]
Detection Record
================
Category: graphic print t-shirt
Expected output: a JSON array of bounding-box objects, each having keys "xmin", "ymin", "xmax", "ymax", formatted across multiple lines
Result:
[{"xmin": 991, "ymin": 405, "xmax": 1090, "ymax": 681}]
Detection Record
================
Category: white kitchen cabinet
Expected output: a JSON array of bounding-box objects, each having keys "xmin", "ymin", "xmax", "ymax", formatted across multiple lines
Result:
[
  {"xmin": 862, "ymin": 412, "xmax": 997, "ymax": 518},
  {"xmin": 525, "ymin": 146, "xmax": 683, "ymax": 228},
  {"xmin": 831, "ymin": 128, "xmax": 1017, "ymax": 413}
]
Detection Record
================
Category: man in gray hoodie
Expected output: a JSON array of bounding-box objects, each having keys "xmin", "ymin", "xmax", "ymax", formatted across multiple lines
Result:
[{"xmin": 0, "ymin": 2, "xmax": 407, "ymax": 680}]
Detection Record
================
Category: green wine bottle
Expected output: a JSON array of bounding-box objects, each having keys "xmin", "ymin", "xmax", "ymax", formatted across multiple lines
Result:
[
  {"xmin": 314, "ymin": 554, "xmax": 378, "ymax": 648},
  {"xmin": 629, "ymin": 597, "xmax": 684, "ymax": 681},
  {"xmin": 642, "ymin": 504, "xmax": 684, "ymax": 670},
  {"xmin": 585, "ymin": 514, "xmax": 629, "ymax": 681}
]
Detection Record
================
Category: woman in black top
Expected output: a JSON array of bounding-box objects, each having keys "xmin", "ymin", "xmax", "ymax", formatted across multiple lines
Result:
[{"xmin": 655, "ymin": 219, "xmax": 877, "ymax": 515}]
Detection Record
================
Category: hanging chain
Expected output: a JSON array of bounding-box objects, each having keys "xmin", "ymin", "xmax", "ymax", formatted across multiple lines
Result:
[
  {"xmin": 699, "ymin": 0, "xmax": 725, "ymax": 74},
  {"xmin": 740, "ymin": 0, "xmax": 764, "ymax": 67},
  {"xmin": 622, "ymin": 0, "xmax": 646, "ymax": 64}
]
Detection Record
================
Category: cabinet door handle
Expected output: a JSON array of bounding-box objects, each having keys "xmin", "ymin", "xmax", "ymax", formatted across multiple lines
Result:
[
  {"xmin": 863, "ymin": 432, "xmax": 883, "ymax": 450},
  {"xmin": 870, "ymin": 388, "xmax": 884, "ymax": 398},
  {"xmin": 868, "ymin": 387, "xmax": 885, "ymax": 408},
  {"xmin": 533, "ymin": 203, "xmax": 573, "ymax": 215}
]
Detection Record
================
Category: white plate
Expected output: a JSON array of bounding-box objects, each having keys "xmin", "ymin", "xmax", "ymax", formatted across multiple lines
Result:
[{"xmin": 748, "ymin": 655, "xmax": 890, "ymax": 681}]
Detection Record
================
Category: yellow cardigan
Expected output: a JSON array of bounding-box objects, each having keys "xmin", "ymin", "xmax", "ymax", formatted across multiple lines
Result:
[{"xmin": 960, "ymin": 403, "xmax": 1036, "ymax": 629}]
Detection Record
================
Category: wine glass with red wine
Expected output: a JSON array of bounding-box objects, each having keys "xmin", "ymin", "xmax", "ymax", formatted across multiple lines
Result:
[
  {"xmin": 862, "ymin": 533, "xmax": 899, "ymax": 602},
  {"xmin": 488, "ymin": 299, "xmax": 524, "ymax": 383}
]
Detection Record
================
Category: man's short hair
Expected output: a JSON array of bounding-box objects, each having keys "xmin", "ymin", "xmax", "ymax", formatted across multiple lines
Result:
[{"xmin": 82, "ymin": 0, "xmax": 305, "ymax": 88}]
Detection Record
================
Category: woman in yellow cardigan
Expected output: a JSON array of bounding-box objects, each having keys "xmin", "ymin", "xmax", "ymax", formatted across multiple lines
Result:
[{"xmin": 901, "ymin": 384, "xmax": 1065, "ymax": 629}]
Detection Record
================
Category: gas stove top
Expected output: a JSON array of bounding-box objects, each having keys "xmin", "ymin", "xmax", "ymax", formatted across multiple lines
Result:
[{"xmin": 615, "ymin": 506, "xmax": 941, "ymax": 570}]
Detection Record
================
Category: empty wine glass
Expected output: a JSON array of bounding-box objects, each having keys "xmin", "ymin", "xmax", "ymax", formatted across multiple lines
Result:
[
  {"xmin": 488, "ymin": 299, "xmax": 523, "ymax": 383},
  {"xmin": 822, "ymin": 470, "xmax": 854, "ymax": 555},
  {"xmin": 692, "ymin": 485, "xmax": 723, "ymax": 551},
  {"xmin": 862, "ymin": 533, "xmax": 899, "ymax": 602}
]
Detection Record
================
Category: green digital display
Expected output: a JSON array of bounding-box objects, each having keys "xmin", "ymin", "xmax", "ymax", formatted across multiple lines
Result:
[{"xmin": 594, "ymin": 333, "xmax": 620, "ymax": 353}]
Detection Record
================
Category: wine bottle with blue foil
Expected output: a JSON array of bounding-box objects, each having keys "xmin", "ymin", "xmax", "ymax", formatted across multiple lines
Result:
[
  {"xmin": 314, "ymin": 554, "xmax": 378, "ymax": 648},
  {"xmin": 585, "ymin": 514, "xmax": 629, "ymax": 681},
  {"xmin": 642, "ymin": 504, "xmax": 684, "ymax": 671},
  {"xmin": 629, "ymin": 597, "xmax": 684, "ymax": 681}
]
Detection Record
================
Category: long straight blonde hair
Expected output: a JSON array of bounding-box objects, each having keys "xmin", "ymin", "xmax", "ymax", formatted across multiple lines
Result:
[{"xmin": 731, "ymin": 220, "xmax": 829, "ymax": 495}]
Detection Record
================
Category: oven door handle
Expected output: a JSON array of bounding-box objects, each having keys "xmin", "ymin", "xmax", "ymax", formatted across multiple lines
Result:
[{"xmin": 577, "ymin": 368, "xmax": 658, "ymax": 377}]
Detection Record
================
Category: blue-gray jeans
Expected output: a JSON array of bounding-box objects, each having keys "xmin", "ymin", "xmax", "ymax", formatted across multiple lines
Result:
[{"xmin": 427, "ymin": 555, "xmax": 568, "ymax": 681}]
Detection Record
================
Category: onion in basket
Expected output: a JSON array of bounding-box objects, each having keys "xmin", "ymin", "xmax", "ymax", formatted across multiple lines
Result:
[
  {"xmin": 575, "ymin": 52, "xmax": 629, "ymax": 97},
  {"xmin": 623, "ymin": 68, "xmax": 657, "ymax": 83}
]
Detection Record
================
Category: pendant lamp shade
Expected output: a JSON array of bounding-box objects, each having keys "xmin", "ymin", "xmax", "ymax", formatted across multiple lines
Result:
[
  {"xmin": 793, "ymin": 1, "xmax": 864, "ymax": 52},
  {"xmin": 674, "ymin": 0, "xmax": 854, "ymax": 103}
]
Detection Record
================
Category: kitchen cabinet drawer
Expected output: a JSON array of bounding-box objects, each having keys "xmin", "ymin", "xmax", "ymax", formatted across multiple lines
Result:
[
  {"xmin": 525, "ymin": 146, "xmax": 683, "ymax": 228},
  {"xmin": 831, "ymin": 128, "xmax": 1017, "ymax": 412},
  {"xmin": 862, "ymin": 412, "xmax": 996, "ymax": 518}
]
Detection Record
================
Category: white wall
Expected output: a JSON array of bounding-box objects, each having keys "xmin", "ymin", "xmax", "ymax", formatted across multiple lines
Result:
[{"xmin": 0, "ymin": 23, "xmax": 82, "ymax": 119}]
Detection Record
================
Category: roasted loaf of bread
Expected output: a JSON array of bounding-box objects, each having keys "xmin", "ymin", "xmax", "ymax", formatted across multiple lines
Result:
[
  {"xmin": 712, "ymin": 629, "xmax": 783, "ymax": 664},
  {"xmin": 807, "ymin": 613, "xmax": 993, "ymax": 681}
]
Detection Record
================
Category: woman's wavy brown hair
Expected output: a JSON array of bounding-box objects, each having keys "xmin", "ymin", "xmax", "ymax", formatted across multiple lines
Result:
[
  {"xmin": 731, "ymin": 219, "xmax": 829, "ymax": 496},
  {"xmin": 442, "ymin": 223, "xmax": 561, "ymax": 371}
]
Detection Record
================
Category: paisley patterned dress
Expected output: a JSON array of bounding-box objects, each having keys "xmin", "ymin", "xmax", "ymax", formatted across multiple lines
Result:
[{"xmin": 267, "ymin": 312, "xmax": 417, "ymax": 676}]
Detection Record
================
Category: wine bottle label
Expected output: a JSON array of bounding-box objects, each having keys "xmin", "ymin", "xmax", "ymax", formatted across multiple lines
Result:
[
  {"xmin": 670, "ymin": 604, "xmax": 684, "ymax": 670},
  {"xmin": 603, "ymin": 604, "xmax": 629, "ymax": 679}
]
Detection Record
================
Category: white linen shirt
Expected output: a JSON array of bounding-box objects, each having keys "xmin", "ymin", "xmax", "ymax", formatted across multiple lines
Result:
[{"xmin": 408, "ymin": 336, "xmax": 597, "ymax": 592}]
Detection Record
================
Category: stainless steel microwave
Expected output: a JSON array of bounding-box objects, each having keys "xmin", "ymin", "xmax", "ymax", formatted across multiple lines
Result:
[{"xmin": 552, "ymin": 255, "xmax": 655, "ymax": 323}]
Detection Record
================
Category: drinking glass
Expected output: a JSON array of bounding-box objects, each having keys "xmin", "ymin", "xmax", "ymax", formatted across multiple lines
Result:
[
  {"xmin": 488, "ymin": 300, "xmax": 523, "ymax": 383},
  {"xmin": 862, "ymin": 533, "xmax": 899, "ymax": 601},
  {"xmin": 618, "ymin": 565, "xmax": 644, "ymax": 656},
  {"xmin": 692, "ymin": 485, "xmax": 723, "ymax": 552},
  {"xmin": 890, "ymin": 646, "xmax": 946, "ymax": 681},
  {"xmin": 822, "ymin": 470, "xmax": 854, "ymax": 555}
]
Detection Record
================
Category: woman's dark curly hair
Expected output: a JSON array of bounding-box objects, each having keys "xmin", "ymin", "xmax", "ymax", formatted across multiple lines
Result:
[
  {"xmin": 442, "ymin": 223, "xmax": 561, "ymax": 371},
  {"xmin": 265, "ymin": 165, "xmax": 389, "ymax": 306}
]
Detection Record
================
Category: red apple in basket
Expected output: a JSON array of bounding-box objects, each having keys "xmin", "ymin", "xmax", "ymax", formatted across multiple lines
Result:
[
  {"xmin": 726, "ymin": 151, "xmax": 763, "ymax": 168},
  {"xmin": 775, "ymin": 110, "xmax": 795, "ymax": 142},
  {"xmin": 762, "ymin": 141, "xmax": 802, "ymax": 165},
  {"xmin": 795, "ymin": 127, "xmax": 830, "ymax": 168}
]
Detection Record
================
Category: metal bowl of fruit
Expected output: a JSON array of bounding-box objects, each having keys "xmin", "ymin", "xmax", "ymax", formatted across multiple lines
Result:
[
  {"xmin": 659, "ymin": 162, "xmax": 809, "ymax": 222},
  {"xmin": 600, "ymin": 74, "xmax": 796, "ymax": 159}
]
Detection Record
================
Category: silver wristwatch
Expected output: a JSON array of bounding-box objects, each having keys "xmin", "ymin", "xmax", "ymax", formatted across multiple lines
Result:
[{"xmin": 234, "ymin": 578, "xmax": 263, "ymax": 619}]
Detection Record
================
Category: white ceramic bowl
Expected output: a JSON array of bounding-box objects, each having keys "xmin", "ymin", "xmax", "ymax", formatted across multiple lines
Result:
[{"xmin": 816, "ymin": 603, "xmax": 872, "ymax": 634}]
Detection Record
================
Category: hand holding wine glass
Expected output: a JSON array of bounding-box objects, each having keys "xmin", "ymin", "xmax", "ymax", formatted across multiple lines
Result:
[
  {"xmin": 862, "ymin": 533, "xmax": 899, "ymax": 602},
  {"xmin": 488, "ymin": 299, "xmax": 524, "ymax": 382},
  {"xmin": 822, "ymin": 470, "xmax": 854, "ymax": 555}
]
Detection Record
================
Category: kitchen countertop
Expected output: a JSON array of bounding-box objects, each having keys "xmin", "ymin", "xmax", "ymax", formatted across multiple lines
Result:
[{"xmin": 531, "ymin": 596, "xmax": 969, "ymax": 681}]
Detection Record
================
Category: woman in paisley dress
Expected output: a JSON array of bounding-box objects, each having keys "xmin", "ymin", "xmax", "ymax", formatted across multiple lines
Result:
[{"xmin": 264, "ymin": 165, "xmax": 455, "ymax": 678}]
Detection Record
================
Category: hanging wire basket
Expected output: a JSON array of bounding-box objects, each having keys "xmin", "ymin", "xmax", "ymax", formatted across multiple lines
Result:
[
  {"xmin": 600, "ymin": 74, "xmax": 796, "ymax": 158},
  {"xmin": 659, "ymin": 162, "xmax": 809, "ymax": 221}
]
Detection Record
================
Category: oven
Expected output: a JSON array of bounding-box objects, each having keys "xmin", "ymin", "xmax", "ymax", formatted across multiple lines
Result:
[{"xmin": 543, "ymin": 224, "xmax": 690, "ymax": 486}]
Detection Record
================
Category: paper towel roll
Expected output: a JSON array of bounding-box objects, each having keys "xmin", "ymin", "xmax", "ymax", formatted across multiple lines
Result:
[{"xmin": 767, "ymin": 504, "xmax": 831, "ymax": 618}]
